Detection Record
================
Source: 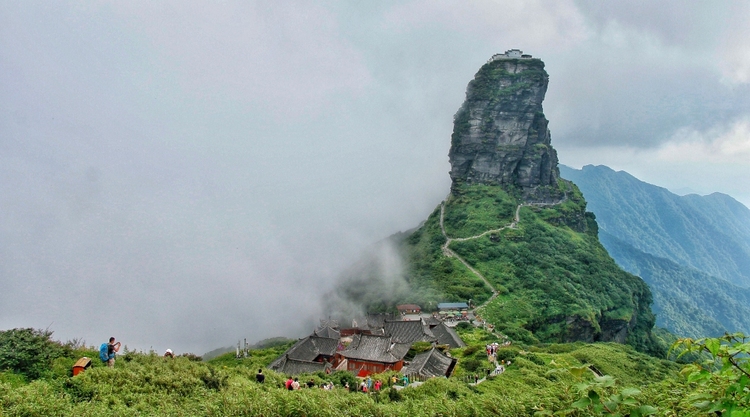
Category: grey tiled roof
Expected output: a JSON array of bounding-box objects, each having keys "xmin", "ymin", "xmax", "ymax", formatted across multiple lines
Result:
[
  {"xmin": 268, "ymin": 335, "xmax": 339, "ymax": 370},
  {"xmin": 338, "ymin": 334, "xmax": 410, "ymax": 364},
  {"xmin": 430, "ymin": 323, "xmax": 465, "ymax": 348},
  {"xmin": 384, "ymin": 320, "xmax": 437, "ymax": 344},
  {"xmin": 422, "ymin": 316, "xmax": 443, "ymax": 327},
  {"xmin": 311, "ymin": 336, "xmax": 339, "ymax": 356},
  {"xmin": 368, "ymin": 328, "xmax": 386, "ymax": 336},
  {"xmin": 347, "ymin": 313, "xmax": 400, "ymax": 331},
  {"xmin": 402, "ymin": 348, "xmax": 457, "ymax": 378},
  {"xmin": 270, "ymin": 356, "xmax": 331, "ymax": 376},
  {"xmin": 366, "ymin": 313, "xmax": 401, "ymax": 330},
  {"xmin": 318, "ymin": 318, "xmax": 339, "ymax": 329},
  {"xmin": 313, "ymin": 326, "xmax": 340, "ymax": 339}
]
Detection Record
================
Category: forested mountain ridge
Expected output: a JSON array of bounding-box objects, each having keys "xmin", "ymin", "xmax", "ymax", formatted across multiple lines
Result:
[
  {"xmin": 600, "ymin": 230, "xmax": 750, "ymax": 338},
  {"xmin": 560, "ymin": 164, "xmax": 750, "ymax": 287},
  {"xmin": 560, "ymin": 164, "xmax": 750, "ymax": 338}
]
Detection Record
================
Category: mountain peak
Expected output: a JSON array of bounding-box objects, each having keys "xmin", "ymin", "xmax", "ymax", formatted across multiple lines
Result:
[{"xmin": 448, "ymin": 54, "xmax": 561, "ymax": 201}]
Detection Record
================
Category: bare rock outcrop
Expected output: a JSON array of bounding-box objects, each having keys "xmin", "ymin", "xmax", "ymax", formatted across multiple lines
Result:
[{"xmin": 449, "ymin": 54, "xmax": 562, "ymax": 201}]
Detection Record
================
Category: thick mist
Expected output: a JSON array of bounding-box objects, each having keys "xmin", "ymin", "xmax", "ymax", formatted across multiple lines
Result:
[{"xmin": 2, "ymin": 1, "xmax": 749, "ymax": 355}]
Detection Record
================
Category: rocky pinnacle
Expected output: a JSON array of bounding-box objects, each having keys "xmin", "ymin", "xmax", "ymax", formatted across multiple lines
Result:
[{"xmin": 448, "ymin": 54, "xmax": 562, "ymax": 200}]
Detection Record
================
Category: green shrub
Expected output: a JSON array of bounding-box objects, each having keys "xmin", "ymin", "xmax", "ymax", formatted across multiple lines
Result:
[
  {"xmin": 388, "ymin": 387, "xmax": 403, "ymax": 402},
  {"xmin": 495, "ymin": 347, "xmax": 518, "ymax": 362},
  {"xmin": 200, "ymin": 367, "xmax": 227, "ymax": 390},
  {"xmin": 179, "ymin": 353, "xmax": 203, "ymax": 362},
  {"xmin": 0, "ymin": 328, "xmax": 69, "ymax": 380},
  {"xmin": 456, "ymin": 322, "xmax": 472, "ymax": 331},
  {"xmin": 462, "ymin": 345, "xmax": 480, "ymax": 356},
  {"xmin": 461, "ymin": 359, "xmax": 482, "ymax": 372},
  {"xmin": 406, "ymin": 342, "xmax": 433, "ymax": 360}
]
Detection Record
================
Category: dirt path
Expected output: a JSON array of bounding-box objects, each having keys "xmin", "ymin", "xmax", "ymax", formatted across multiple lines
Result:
[{"xmin": 439, "ymin": 195, "xmax": 567, "ymax": 311}]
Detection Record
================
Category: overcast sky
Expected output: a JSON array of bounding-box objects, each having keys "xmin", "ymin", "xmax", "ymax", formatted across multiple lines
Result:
[{"xmin": 2, "ymin": 1, "xmax": 749, "ymax": 354}]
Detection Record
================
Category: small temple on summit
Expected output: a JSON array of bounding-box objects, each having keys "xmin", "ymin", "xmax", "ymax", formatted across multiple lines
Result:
[{"xmin": 487, "ymin": 49, "xmax": 535, "ymax": 62}]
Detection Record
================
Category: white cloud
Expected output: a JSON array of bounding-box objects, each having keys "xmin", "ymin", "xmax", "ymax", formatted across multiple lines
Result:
[
  {"xmin": 657, "ymin": 119, "xmax": 750, "ymax": 163},
  {"xmin": 3, "ymin": 0, "xmax": 750, "ymax": 353},
  {"xmin": 558, "ymin": 118, "xmax": 750, "ymax": 207},
  {"xmin": 383, "ymin": 0, "xmax": 588, "ymax": 50},
  {"xmin": 112, "ymin": 1, "xmax": 372, "ymax": 117},
  {"xmin": 717, "ymin": 2, "xmax": 750, "ymax": 84}
]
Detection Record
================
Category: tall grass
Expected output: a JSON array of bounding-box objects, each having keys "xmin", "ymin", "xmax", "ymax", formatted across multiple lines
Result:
[{"xmin": 1, "ymin": 340, "xmax": 696, "ymax": 416}]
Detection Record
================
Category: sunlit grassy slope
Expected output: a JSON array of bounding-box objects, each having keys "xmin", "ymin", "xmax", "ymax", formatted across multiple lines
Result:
[
  {"xmin": 401, "ymin": 182, "xmax": 663, "ymax": 355},
  {"xmin": 1, "ymin": 332, "xmax": 695, "ymax": 417}
]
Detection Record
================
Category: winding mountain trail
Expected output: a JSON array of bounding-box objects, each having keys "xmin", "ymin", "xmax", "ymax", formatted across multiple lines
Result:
[
  {"xmin": 439, "ymin": 195, "xmax": 568, "ymax": 311},
  {"xmin": 439, "ymin": 203, "xmax": 501, "ymax": 306}
]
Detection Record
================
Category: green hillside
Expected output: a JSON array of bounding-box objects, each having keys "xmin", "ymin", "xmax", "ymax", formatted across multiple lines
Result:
[
  {"xmin": 600, "ymin": 231, "xmax": 750, "ymax": 338},
  {"xmin": 560, "ymin": 164, "xmax": 750, "ymax": 337},
  {"xmin": 2, "ymin": 327, "xmax": 696, "ymax": 416},
  {"xmin": 398, "ymin": 181, "xmax": 663, "ymax": 356},
  {"xmin": 329, "ymin": 55, "xmax": 667, "ymax": 361},
  {"xmin": 560, "ymin": 165, "xmax": 750, "ymax": 287}
]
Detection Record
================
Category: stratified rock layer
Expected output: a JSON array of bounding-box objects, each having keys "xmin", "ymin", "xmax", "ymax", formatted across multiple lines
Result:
[{"xmin": 449, "ymin": 57, "xmax": 561, "ymax": 200}]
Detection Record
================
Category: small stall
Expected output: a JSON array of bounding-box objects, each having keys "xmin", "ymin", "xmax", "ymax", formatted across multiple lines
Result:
[{"xmin": 72, "ymin": 357, "xmax": 92, "ymax": 376}]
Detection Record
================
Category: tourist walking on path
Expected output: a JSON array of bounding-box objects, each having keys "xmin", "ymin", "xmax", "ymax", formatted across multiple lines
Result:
[{"xmin": 256, "ymin": 369, "xmax": 265, "ymax": 383}]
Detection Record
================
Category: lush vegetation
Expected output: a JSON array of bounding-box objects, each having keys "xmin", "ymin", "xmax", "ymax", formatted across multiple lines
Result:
[
  {"xmin": 2, "ymin": 326, "xmax": 724, "ymax": 416},
  {"xmin": 672, "ymin": 333, "xmax": 750, "ymax": 415},
  {"xmin": 397, "ymin": 182, "xmax": 664, "ymax": 356},
  {"xmin": 601, "ymin": 231, "xmax": 750, "ymax": 338},
  {"xmin": 330, "ymin": 186, "xmax": 510, "ymax": 314},
  {"xmin": 401, "ymin": 189, "xmax": 497, "ymax": 306},
  {"xmin": 559, "ymin": 164, "xmax": 750, "ymax": 287},
  {"xmin": 333, "ymin": 178, "xmax": 665, "ymax": 356},
  {"xmin": 561, "ymin": 164, "xmax": 750, "ymax": 338},
  {"xmin": 441, "ymin": 184, "xmax": 517, "ymax": 239},
  {"xmin": 0, "ymin": 328, "xmax": 80, "ymax": 381}
]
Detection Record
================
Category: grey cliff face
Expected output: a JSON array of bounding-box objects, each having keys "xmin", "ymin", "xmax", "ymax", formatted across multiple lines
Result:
[{"xmin": 449, "ymin": 57, "xmax": 561, "ymax": 198}]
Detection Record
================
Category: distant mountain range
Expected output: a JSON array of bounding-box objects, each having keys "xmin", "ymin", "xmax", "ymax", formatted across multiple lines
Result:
[{"xmin": 561, "ymin": 165, "xmax": 750, "ymax": 337}]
